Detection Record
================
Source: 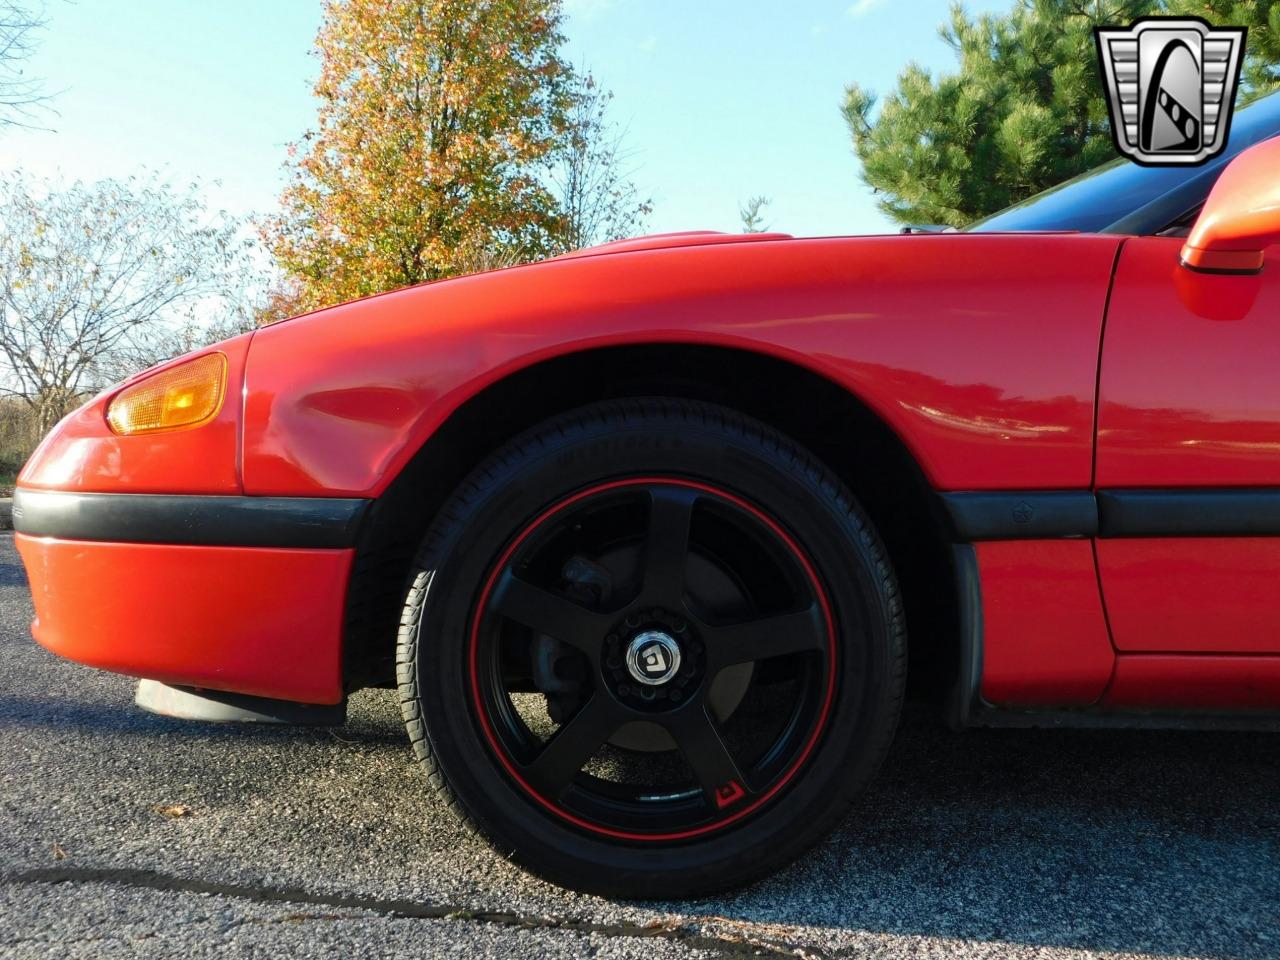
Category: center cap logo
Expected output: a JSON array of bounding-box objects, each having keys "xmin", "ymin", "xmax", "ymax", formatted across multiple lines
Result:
[{"xmin": 625, "ymin": 631, "xmax": 682, "ymax": 686}]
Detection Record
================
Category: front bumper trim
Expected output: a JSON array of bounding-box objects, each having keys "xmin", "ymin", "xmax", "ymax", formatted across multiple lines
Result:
[{"xmin": 13, "ymin": 489, "xmax": 370, "ymax": 548}]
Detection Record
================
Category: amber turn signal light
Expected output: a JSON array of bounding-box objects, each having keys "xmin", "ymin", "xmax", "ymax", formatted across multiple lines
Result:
[{"xmin": 106, "ymin": 353, "xmax": 228, "ymax": 436}]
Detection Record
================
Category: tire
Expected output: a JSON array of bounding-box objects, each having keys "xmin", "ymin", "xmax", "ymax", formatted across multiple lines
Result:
[{"xmin": 396, "ymin": 398, "xmax": 905, "ymax": 897}]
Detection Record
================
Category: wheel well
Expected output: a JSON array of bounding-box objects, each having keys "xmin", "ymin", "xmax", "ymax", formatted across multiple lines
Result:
[{"xmin": 343, "ymin": 343, "xmax": 959, "ymax": 705}]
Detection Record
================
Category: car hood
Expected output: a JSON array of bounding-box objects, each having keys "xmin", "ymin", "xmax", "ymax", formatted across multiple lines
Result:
[
  {"xmin": 550, "ymin": 230, "xmax": 794, "ymax": 261},
  {"xmin": 266, "ymin": 232, "xmax": 797, "ymax": 329}
]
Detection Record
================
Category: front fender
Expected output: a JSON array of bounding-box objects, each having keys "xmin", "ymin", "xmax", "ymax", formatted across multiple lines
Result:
[{"xmin": 241, "ymin": 233, "xmax": 1122, "ymax": 498}]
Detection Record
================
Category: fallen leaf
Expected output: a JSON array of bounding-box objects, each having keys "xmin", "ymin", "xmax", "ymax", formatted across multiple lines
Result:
[
  {"xmin": 153, "ymin": 804, "xmax": 193, "ymax": 818},
  {"xmin": 52, "ymin": 842, "xmax": 66, "ymax": 860}
]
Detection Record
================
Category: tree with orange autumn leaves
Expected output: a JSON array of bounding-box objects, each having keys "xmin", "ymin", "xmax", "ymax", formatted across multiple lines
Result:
[{"xmin": 263, "ymin": 0, "xmax": 648, "ymax": 316}]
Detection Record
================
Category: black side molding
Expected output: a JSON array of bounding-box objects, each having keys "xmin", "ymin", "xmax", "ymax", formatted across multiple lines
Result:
[
  {"xmin": 940, "ymin": 487, "xmax": 1280, "ymax": 541},
  {"xmin": 19, "ymin": 486, "xmax": 1280, "ymax": 549},
  {"xmin": 938, "ymin": 491, "xmax": 1098, "ymax": 541},
  {"xmin": 1097, "ymin": 488, "xmax": 1280, "ymax": 538},
  {"xmin": 13, "ymin": 489, "xmax": 370, "ymax": 549}
]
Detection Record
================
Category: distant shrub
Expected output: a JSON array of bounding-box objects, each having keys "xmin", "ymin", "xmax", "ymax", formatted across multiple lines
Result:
[{"xmin": 0, "ymin": 398, "xmax": 38, "ymax": 488}]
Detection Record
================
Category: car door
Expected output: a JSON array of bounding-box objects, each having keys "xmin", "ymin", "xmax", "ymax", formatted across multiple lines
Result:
[{"xmin": 1095, "ymin": 232, "xmax": 1280, "ymax": 654}]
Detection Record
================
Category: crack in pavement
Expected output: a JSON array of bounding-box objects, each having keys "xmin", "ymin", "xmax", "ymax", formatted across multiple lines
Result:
[{"xmin": 4, "ymin": 867, "xmax": 830, "ymax": 959}]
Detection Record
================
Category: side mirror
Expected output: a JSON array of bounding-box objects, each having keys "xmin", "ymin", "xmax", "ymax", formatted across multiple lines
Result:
[{"xmin": 1182, "ymin": 136, "xmax": 1280, "ymax": 275}]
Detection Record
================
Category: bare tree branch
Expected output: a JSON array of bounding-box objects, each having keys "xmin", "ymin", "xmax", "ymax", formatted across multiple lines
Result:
[
  {"xmin": 0, "ymin": 172, "xmax": 260, "ymax": 434},
  {"xmin": 0, "ymin": 1, "xmax": 52, "ymax": 128},
  {"xmin": 739, "ymin": 196, "xmax": 771, "ymax": 234},
  {"xmin": 548, "ymin": 73, "xmax": 651, "ymax": 254}
]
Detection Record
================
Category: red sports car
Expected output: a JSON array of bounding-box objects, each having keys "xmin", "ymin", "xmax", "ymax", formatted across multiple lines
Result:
[{"xmin": 15, "ymin": 93, "xmax": 1280, "ymax": 898}]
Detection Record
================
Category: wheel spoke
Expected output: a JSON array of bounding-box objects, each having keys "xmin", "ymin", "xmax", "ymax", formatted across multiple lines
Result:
[
  {"xmin": 664, "ymin": 704, "xmax": 751, "ymax": 810},
  {"xmin": 523, "ymin": 694, "xmax": 621, "ymax": 798},
  {"xmin": 642, "ymin": 487, "xmax": 696, "ymax": 607},
  {"xmin": 703, "ymin": 603, "xmax": 826, "ymax": 670},
  {"xmin": 488, "ymin": 569, "xmax": 611, "ymax": 654}
]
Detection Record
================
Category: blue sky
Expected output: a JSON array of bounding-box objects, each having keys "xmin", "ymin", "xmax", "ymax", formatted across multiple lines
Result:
[{"xmin": 5, "ymin": 0, "xmax": 1008, "ymax": 237}]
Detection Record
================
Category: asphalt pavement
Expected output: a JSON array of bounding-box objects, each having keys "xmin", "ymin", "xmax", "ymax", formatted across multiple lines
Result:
[{"xmin": 0, "ymin": 532, "xmax": 1277, "ymax": 959}]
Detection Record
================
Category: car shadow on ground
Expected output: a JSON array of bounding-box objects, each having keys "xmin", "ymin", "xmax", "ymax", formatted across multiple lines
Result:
[
  {"xmin": 0, "ymin": 690, "xmax": 408, "ymax": 748},
  {"xmin": 696, "ymin": 711, "xmax": 1280, "ymax": 959}
]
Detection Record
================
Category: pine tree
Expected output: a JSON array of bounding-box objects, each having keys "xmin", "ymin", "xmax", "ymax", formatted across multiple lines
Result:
[{"xmin": 844, "ymin": 0, "xmax": 1280, "ymax": 227}]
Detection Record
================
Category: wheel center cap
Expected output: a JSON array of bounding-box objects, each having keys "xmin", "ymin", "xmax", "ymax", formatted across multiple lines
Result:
[{"xmin": 625, "ymin": 631, "xmax": 682, "ymax": 686}]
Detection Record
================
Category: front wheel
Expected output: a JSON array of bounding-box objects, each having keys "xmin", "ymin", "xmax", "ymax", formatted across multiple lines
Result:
[{"xmin": 397, "ymin": 399, "xmax": 905, "ymax": 897}]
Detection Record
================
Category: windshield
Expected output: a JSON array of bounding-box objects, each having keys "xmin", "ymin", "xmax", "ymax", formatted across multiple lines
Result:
[{"xmin": 967, "ymin": 90, "xmax": 1280, "ymax": 235}]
